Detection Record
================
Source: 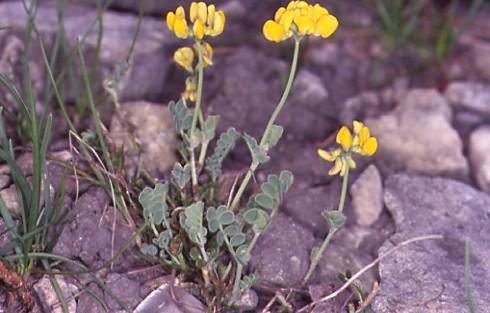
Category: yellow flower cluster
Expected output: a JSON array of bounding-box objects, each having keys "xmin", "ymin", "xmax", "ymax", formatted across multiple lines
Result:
[
  {"xmin": 263, "ymin": 1, "xmax": 338, "ymax": 42},
  {"xmin": 166, "ymin": 2, "xmax": 225, "ymax": 40},
  {"xmin": 173, "ymin": 43, "xmax": 214, "ymax": 73},
  {"xmin": 318, "ymin": 121, "xmax": 377, "ymax": 176}
]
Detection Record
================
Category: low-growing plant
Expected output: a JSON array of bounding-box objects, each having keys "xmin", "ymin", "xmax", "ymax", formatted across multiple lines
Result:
[{"xmin": 137, "ymin": 1, "xmax": 357, "ymax": 311}]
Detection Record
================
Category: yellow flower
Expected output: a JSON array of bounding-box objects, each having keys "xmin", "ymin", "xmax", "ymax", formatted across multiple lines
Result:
[
  {"xmin": 174, "ymin": 47, "xmax": 195, "ymax": 72},
  {"xmin": 263, "ymin": 1, "xmax": 338, "ymax": 42},
  {"xmin": 167, "ymin": 2, "xmax": 225, "ymax": 40},
  {"xmin": 318, "ymin": 121, "xmax": 377, "ymax": 176},
  {"xmin": 351, "ymin": 120, "xmax": 378, "ymax": 156},
  {"xmin": 182, "ymin": 78, "xmax": 197, "ymax": 102}
]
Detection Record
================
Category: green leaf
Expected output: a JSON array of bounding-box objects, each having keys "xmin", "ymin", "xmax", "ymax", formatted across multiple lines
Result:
[
  {"xmin": 205, "ymin": 128, "xmax": 239, "ymax": 180},
  {"xmin": 217, "ymin": 231, "xmax": 225, "ymax": 247},
  {"xmin": 181, "ymin": 202, "xmax": 207, "ymax": 246},
  {"xmin": 208, "ymin": 219, "xmax": 220, "ymax": 233},
  {"xmin": 153, "ymin": 230, "xmax": 171, "ymax": 249},
  {"xmin": 138, "ymin": 183, "xmax": 169, "ymax": 225},
  {"xmin": 230, "ymin": 233, "xmax": 246, "ymax": 247},
  {"xmin": 243, "ymin": 133, "xmax": 270, "ymax": 167},
  {"xmin": 171, "ymin": 163, "xmax": 191, "ymax": 189},
  {"xmin": 255, "ymin": 194, "xmax": 275, "ymax": 209},
  {"xmin": 223, "ymin": 225, "xmax": 239, "ymax": 236},
  {"xmin": 243, "ymin": 208, "xmax": 270, "ymax": 230},
  {"xmin": 236, "ymin": 245, "xmax": 251, "ymax": 265},
  {"xmin": 322, "ymin": 210, "xmax": 346, "ymax": 229},
  {"xmin": 219, "ymin": 211, "xmax": 235, "ymax": 225},
  {"xmin": 140, "ymin": 243, "xmax": 158, "ymax": 256},
  {"xmin": 279, "ymin": 170, "xmax": 294, "ymax": 196},
  {"xmin": 240, "ymin": 273, "xmax": 261, "ymax": 290},
  {"xmin": 261, "ymin": 182, "xmax": 278, "ymax": 199},
  {"xmin": 168, "ymin": 99, "xmax": 193, "ymax": 133},
  {"xmin": 203, "ymin": 115, "xmax": 219, "ymax": 141},
  {"xmin": 264, "ymin": 124, "xmax": 283, "ymax": 149}
]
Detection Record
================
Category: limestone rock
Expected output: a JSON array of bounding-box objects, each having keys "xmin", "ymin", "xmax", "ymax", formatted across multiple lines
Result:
[
  {"xmin": 366, "ymin": 89, "xmax": 468, "ymax": 178},
  {"xmin": 250, "ymin": 213, "xmax": 315, "ymax": 287},
  {"xmin": 372, "ymin": 174, "xmax": 490, "ymax": 313},
  {"xmin": 350, "ymin": 165, "xmax": 383, "ymax": 226},
  {"xmin": 134, "ymin": 284, "xmax": 206, "ymax": 313},
  {"xmin": 110, "ymin": 101, "xmax": 177, "ymax": 178},
  {"xmin": 445, "ymin": 81, "xmax": 490, "ymax": 117},
  {"xmin": 469, "ymin": 125, "xmax": 490, "ymax": 193},
  {"xmin": 33, "ymin": 275, "xmax": 78, "ymax": 313}
]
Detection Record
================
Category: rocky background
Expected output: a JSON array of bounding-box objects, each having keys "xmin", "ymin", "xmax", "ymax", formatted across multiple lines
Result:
[{"xmin": 1, "ymin": 0, "xmax": 490, "ymax": 312}]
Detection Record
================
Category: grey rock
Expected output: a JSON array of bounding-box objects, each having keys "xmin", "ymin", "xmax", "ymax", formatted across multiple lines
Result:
[
  {"xmin": 76, "ymin": 285, "xmax": 105, "ymax": 313},
  {"xmin": 231, "ymin": 288, "xmax": 259, "ymax": 312},
  {"xmin": 250, "ymin": 213, "xmax": 315, "ymax": 287},
  {"xmin": 209, "ymin": 47, "xmax": 333, "ymax": 142},
  {"xmin": 0, "ymin": 175, "xmax": 9, "ymax": 190},
  {"xmin": 284, "ymin": 182, "xmax": 343, "ymax": 237},
  {"xmin": 366, "ymin": 89, "xmax": 468, "ymax": 178},
  {"xmin": 308, "ymin": 40, "xmax": 339, "ymax": 67},
  {"xmin": 105, "ymin": 273, "xmax": 150, "ymax": 311},
  {"xmin": 350, "ymin": 164, "xmax": 383, "ymax": 226},
  {"xmin": 0, "ymin": 1, "xmax": 174, "ymax": 103},
  {"xmin": 53, "ymin": 188, "xmax": 134, "ymax": 268},
  {"xmin": 469, "ymin": 125, "xmax": 490, "ymax": 193},
  {"xmin": 0, "ymin": 185, "xmax": 20, "ymax": 216},
  {"xmin": 33, "ymin": 275, "xmax": 78, "ymax": 313},
  {"xmin": 445, "ymin": 81, "xmax": 490, "ymax": 117},
  {"xmin": 372, "ymin": 174, "xmax": 490, "ymax": 313},
  {"xmin": 308, "ymin": 283, "xmax": 349, "ymax": 313},
  {"xmin": 109, "ymin": 101, "xmax": 177, "ymax": 178},
  {"xmin": 453, "ymin": 110, "xmax": 485, "ymax": 139},
  {"xmin": 0, "ymin": 218, "xmax": 10, "ymax": 249},
  {"xmin": 340, "ymin": 92, "xmax": 381, "ymax": 125},
  {"xmin": 472, "ymin": 43, "xmax": 490, "ymax": 80},
  {"xmin": 134, "ymin": 283, "xmax": 206, "ymax": 313}
]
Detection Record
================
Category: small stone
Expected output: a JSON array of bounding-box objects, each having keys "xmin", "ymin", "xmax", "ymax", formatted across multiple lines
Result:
[
  {"xmin": 445, "ymin": 81, "xmax": 490, "ymax": 116},
  {"xmin": 232, "ymin": 289, "xmax": 259, "ymax": 312},
  {"xmin": 366, "ymin": 89, "xmax": 468, "ymax": 178},
  {"xmin": 250, "ymin": 213, "xmax": 315, "ymax": 287},
  {"xmin": 134, "ymin": 284, "xmax": 206, "ymax": 313},
  {"xmin": 0, "ymin": 185, "xmax": 20, "ymax": 216},
  {"xmin": 350, "ymin": 165, "xmax": 383, "ymax": 226},
  {"xmin": 33, "ymin": 275, "xmax": 78, "ymax": 313},
  {"xmin": 110, "ymin": 101, "xmax": 177, "ymax": 178},
  {"xmin": 105, "ymin": 273, "xmax": 150, "ymax": 311},
  {"xmin": 308, "ymin": 41, "xmax": 339, "ymax": 66},
  {"xmin": 472, "ymin": 43, "xmax": 490, "ymax": 80},
  {"xmin": 340, "ymin": 92, "xmax": 381, "ymax": 127},
  {"xmin": 469, "ymin": 125, "xmax": 490, "ymax": 193}
]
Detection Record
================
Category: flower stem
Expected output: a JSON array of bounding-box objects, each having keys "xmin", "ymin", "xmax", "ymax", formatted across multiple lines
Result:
[
  {"xmin": 302, "ymin": 166, "xmax": 350, "ymax": 285},
  {"xmin": 229, "ymin": 39, "xmax": 301, "ymax": 211},
  {"xmin": 189, "ymin": 41, "xmax": 205, "ymax": 191}
]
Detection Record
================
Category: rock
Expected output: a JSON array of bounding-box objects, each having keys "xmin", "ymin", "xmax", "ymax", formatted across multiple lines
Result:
[
  {"xmin": 250, "ymin": 213, "xmax": 315, "ymax": 287},
  {"xmin": 340, "ymin": 92, "xmax": 381, "ymax": 125},
  {"xmin": 350, "ymin": 165, "xmax": 383, "ymax": 226},
  {"xmin": 134, "ymin": 283, "xmax": 206, "ymax": 313},
  {"xmin": 0, "ymin": 2, "xmax": 174, "ymax": 103},
  {"xmin": 284, "ymin": 181, "xmax": 344, "ymax": 237},
  {"xmin": 109, "ymin": 101, "xmax": 177, "ymax": 178},
  {"xmin": 0, "ymin": 218, "xmax": 9, "ymax": 249},
  {"xmin": 307, "ymin": 40, "xmax": 339, "ymax": 67},
  {"xmin": 453, "ymin": 111, "xmax": 485, "ymax": 139},
  {"xmin": 0, "ymin": 185, "xmax": 20, "ymax": 216},
  {"xmin": 0, "ymin": 179, "xmax": 54, "ymax": 217},
  {"xmin": 366, "ymin": 89, "xmax": 469, "ymax": 178},
  {"xmin": 53, "ymin": 188, "xmax": 135, "ymax": 268},
  {"xmin": 76, "ymin": 285, "xmax": 105, "ymax": 313},
  {"xmin": 33, "ymin": 275, "xmax": 78, "ymax": 313},
  {"xmin": 308, "ymin": 283, "xmax": 350, "ymax": 313},
  {"xmin": 372, "ymin": 174, "xmax": 490, "ymax": 313},
  {"xmin": 209, "ymin": 47, "xmax": 333, "ymax": 142},
  {"xmin": 472, "ymin": 43, "xmax": 490, "ymax": 80},
  {"xmin": 105, "ymin": 273, "xmax": 150, "ymax": 311},
  {"xmin": 445, "ymin": 81, "xmax": 490, "ymax": 117},
  {"xmin": 232, "ymin": 288, "xmax": 259, "ymax": 312},
  {"xmin": 0, "ymin": 175, "xmax": 9, "ymax": 190},
  {"xmin": 469, "ymin": 126, "xmax": 490, "ymax": 193}
]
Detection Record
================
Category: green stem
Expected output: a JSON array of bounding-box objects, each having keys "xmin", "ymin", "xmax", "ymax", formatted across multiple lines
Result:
[
  {"xmin": 229, "ymin": 39, "xmax": 301, "ymax": 211},
  {"xmin": 302, "ymin": 166, "xmax": 350, "ymax": 285},
  {"xmin": 191, "ymin": 41, "xmax": 204, "ymax": 137}
]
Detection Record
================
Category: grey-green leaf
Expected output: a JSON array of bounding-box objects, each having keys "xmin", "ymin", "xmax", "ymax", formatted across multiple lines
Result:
[
  {"xmin": 168, "ymin": 99, "xmax": 193, "ymax": 133},
  {"xmin": 223, "ymin": 225, "xmax": 239, "ymax": 236},
  {"xmin": 138, "ymin": 183, "xmax": 169, "ymax": 225},
  {"xmin": 255, "ymin": 194, "xmax": 275, "ymax": 209},
  {"xmin": 264, "ymin": 124, "xmax": 283, "ymax": 149},
  {"xmin": 182, "ymin": 202, "xmax": 207, "ymax": 245},
  {"xmin": 219, "ymin": 211, "xmax": 235, "ymax": 225},
  {"xmin": 171, "ymin": 163, "xmax": 191, "ymax": 189},
  {"xmin": 140, "ymin": 243, "xmax": 158, "ymax": 256},
  {"xmin": 322, "ymin": 210, "xmax": 346, "ymax": 229},
  {"xmin": 203, "ymin": 115, "xmax": 219, "ymax": 141},
  {"xmin": 205, "ymin": 128, "xmax": 240, "ymax": 180},
  {"xmin": 243, "ymin": 133, "xmax": 270, "ymax": 167},
  {"xmin": 230, "ymin": 233, "xmax": 246, "ymax": 247}
]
